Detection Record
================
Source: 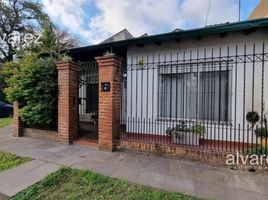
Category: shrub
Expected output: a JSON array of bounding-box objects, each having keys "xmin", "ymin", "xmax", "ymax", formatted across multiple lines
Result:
[
  {"xmin": 191, "ymin": 123, "xmax": 206, "ymax": 136},
  {"xmin": 3, "ymin": 54, "xmax": 58, "ymax": 129},
  {"xmin": 255, "ymin": 127, "xmax": 268, "ymax": 138}
]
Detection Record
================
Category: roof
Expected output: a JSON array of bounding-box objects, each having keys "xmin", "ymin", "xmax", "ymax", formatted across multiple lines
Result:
[
  {"xmin": 70, "ymin": 18, "xmax": 268, "ymax": 54},
  {"xmin": 249, "ymin": 0, "xmax": 268, "ymax": 20},
  {"xmin": 101, "ymin": 29, "xmax": 134, "ymax": 44}
]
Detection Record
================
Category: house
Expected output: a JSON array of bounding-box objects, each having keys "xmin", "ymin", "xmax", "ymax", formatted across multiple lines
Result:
[
  {"xmin": 11, "ymin": 17, "xmax": 268, "ymax": 159},
  {"xmin": 249, "ymin": 0, "xmax": 268, "ymax": 20},
  {"xmin": 69, "ymin": 17, "xmax": 268, "ymax": 154}
]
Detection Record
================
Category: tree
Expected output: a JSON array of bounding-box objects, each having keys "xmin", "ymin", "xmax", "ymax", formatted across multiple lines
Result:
[
  {"xmin": 0, "ymin": 0, "xmax": 79, "ymax": 102},
  {"xmin": 0, "ymin": 0, "xmax": 49, "ymax": 63},
  {"xmin": 28, "ymin": 24, "xmax": 79, "ymax": 56},
  {"xmin": 0, "ymin": 0, "xmax": 48, "ymax": 102},
  {"xmin": 3, "ymin": 54, "xmax": 58, "ymax": 128}
]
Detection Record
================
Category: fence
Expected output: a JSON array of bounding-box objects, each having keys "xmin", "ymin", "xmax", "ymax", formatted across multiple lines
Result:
[{"xmin": 120, "ymin": 43, "xmax": 268, "ymax": 155}]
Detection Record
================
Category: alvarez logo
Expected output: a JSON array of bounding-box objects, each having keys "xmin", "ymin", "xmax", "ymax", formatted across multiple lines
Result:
[
  {"xmin": 226, "ymin": 152, "xmax": 268, "ymax": 170},
  {"xmin": 0, "ymin": 33, "xmax": 42, "ymax": 46}
]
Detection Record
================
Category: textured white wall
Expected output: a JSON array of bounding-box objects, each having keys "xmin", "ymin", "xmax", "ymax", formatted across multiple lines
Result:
[{"xmin": 124, "ymin": 28, "xmax": 268, "ymax": 143}]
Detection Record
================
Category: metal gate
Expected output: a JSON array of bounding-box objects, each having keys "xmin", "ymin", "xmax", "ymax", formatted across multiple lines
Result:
[{"xmin": 79, "ymin": 61, "xmax": 99, "ymax": 141}]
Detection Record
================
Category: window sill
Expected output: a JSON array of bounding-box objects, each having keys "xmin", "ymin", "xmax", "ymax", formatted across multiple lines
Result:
[{"xmin": 156, "ymin": 117, "xmax": 233, "ymax": 126}]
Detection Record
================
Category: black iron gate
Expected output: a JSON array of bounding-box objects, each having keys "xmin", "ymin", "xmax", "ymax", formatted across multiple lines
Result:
[{"xmin": 79, "ymin": 61, "xmax": 99, "ymax": 141}]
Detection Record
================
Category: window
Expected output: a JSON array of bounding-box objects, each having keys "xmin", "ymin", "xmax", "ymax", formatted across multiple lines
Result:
[{"xmin": 160, "ymin": 69, "xmax": 230, "ymax": 122}]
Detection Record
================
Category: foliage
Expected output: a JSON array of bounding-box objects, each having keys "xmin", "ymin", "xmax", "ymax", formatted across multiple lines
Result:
[
  {"xmin": 166, "ymin": 121, "xmax": 206, "ymax": 139},
  {"xmin": 166, "ymin": 121, "xmax": 189, "ymax": 140},
  {"xmin": 2, "ymin": 54, "xmax": 58, "ymax": 128},
  {"xmin": 0, "ymin": 73, "xmax": 6, "ymax": 102},
  {"xmin": 0, "ymin": 117, "xmax": 12, "ymax": 128},
  {"xmin": 247, "ymin": 145, "xmax": 268, "ymax": 156},
  {"xmin": 57, "ymin": 54, "xmax": 73, "ymax": 62},
  {"xmin": 191, "ymin": 123, "xmax": 206, "ymax": 136},
  {"xmin": 0, "ymin": 151, "xmax": 31, "ymax": 173},
  {"xmin": 0, "ymin": 0, "xmax": 49, "ymax": 63},
  {"xmin": 28, "ymin": 25, "xmax": 79, "ymax": 56},
  {"xmin": 11, "ymin": 167, "xmax": 197, "ymax": 200},
  {"xmin": 255, "ymin": 127, "xmax": 268, "ymax": 138},
  {"xmin": 0, "ymin": 1, "xmax": 78, "ymax": 103}
]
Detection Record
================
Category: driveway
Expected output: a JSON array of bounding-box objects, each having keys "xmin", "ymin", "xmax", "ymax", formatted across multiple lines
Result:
[{"xmin": 0, "ymin": 125, "xmax": 267, "ymax": 200}]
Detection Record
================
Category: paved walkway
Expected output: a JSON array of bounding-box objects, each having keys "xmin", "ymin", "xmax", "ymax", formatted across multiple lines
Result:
[{"xmin": 0, "ymin": 125, "xmax": 268, "ymax": 200}]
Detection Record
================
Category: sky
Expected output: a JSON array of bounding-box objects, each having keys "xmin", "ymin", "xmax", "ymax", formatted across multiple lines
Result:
[{"xmin": 40, "ymin": 0, "xmax": 260, "ymax": 46}]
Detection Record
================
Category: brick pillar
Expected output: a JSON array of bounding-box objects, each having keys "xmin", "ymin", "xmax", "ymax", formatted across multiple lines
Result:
[
  {"xmin": 96, "ymin": 54, "xmax": 122, "ymax": 152},
  {"xmin": 13, "ymin": 101, "xmax": 22, "ymax": 137},
  {"xmin": 56, "ymin": 61, "xmax": 80, "ymax": 144}
]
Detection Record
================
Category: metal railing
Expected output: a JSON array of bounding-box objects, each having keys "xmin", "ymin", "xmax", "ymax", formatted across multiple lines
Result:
[{"xmin": 120, "ymin": 43, "xmax": 268, "ymax": 154}]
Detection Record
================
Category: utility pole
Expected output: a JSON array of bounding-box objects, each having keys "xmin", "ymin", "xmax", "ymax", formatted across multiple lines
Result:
[{"xmin": 239, "ymin": 0, "xmax": 241, "ymax": 21}]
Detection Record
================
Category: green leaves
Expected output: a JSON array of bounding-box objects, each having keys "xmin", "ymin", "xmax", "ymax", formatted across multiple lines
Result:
[{"xmin": 2, "ymin": 54, "xmax": 58, "ymax": 129}]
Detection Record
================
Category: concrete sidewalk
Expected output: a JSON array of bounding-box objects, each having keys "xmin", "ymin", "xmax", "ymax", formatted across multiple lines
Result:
[{"xmin": 0, "ymin": 125, "xmax": 268, "ymax": 200}]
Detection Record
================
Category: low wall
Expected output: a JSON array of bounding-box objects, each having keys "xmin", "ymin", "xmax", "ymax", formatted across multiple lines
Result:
[
  {"xmin": 23, "ymin": 128, "xmax": 59, "ymax": 142},
  {"xmin": 117, "ymin": 140, "xmax": 268, "ymax": 170},
  {"xmin": 117, "ymin": 140, "xmax": 229, "ymax": 166}
]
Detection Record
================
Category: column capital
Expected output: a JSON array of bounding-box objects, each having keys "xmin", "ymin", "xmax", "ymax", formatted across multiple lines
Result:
[
  {"xmin": 95, "ymin": 55, "xmax": 122, "ymax": 67},
  {"xmin": 56, "ymin": 61, "xmax": 80, "ymax": 71}
]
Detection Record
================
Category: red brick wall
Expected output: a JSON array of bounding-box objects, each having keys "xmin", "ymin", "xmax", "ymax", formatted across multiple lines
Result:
[
  {"xmin": 96, "ymin": 54, "xmax": 122, "ymax": 151},
  {"xmin": 117, "ymin": 140, "xmax": 268, "ymax": 170},
  {"xmin": 117, "ymin": 140, "xmax": 230, "ymax": 166},
  {"xmin": 13, "ymin": 101, "xmax": 22, "ymax": 137},
  {"xmin": 23, "ymin": 128, "xmax": 59, "ymax": 141},
  {"xmin": 56, "ymin": 61, "xmax": 80, "ymax": 144}
]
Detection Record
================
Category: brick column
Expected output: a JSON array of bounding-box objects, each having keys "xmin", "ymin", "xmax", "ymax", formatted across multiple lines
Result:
[
  {"xmin": 56, "ymin": 61, "xmax": 80, "ymax": 144},
  {"xmin": 96, "ymin": 54, "xmax": 122, "ymax": 151},
  {"xmin": 13, "ymin": 101, "xmax": 22, "ymax": 137}
]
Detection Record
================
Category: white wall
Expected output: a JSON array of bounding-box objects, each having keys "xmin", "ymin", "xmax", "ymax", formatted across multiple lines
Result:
[{"xmin": 123, "ymin": 28, "xmax": 268, "ymax": 143}]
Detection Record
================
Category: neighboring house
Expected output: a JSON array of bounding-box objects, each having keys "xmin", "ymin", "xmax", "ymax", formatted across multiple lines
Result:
[
  {"xmin": 101, "ymin": 29, "xmax": 134, "ymax": 44},
  {"xmin": 249, "ymin": 0, "xmax": 268, "ymax": 20},
  {"xmin": 70, "ymin": 17, "xmax": 268, "ymax": 151}
]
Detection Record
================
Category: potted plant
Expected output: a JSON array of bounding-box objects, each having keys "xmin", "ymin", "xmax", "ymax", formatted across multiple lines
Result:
[
  {"xmin": 166, "ymin": 121, "xmax": 206, "ymax": 146},
  {"xmin": 254, "ymin": 111, "xmax": 268, "ymax": 147},
  {"xmin": 255, "ymin": 127, "xmax": 268, "ymax": 146}
]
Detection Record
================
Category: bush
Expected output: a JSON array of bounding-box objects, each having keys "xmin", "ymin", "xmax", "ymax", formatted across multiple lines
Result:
[
  {"xmin": 191, "ymin": 123, "xmax": 206, "ymax": 135},
  {"xmin": 3, "ymin": 54, "xmax": 58, "ymax": 129},
  {"xmin": 255, "ymin": 127, "xmax": 268, "ymax": 138}
]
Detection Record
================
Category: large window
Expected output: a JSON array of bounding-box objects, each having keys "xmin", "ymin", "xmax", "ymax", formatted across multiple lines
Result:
[{"xmin": 160, "ymin": 69, "xmax": 231, "ymax": 122}]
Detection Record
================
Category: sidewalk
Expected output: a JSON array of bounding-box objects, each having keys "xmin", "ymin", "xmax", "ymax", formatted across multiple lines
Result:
[{"xmin": 0, "ymin": 125, "xmax": 267, "ymax": 200}]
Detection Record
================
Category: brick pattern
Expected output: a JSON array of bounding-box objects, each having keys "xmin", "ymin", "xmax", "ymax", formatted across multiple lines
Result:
[
  {"xmin": 23, "ymin": 128, "xmax": 58, "ymax": 141},
  {"xmin": 13, "ymin": 101, "xmax": 22, "ymax": 137},
  {"xmin": 96, "ymin": 55, "xmax": 122, "ymax": 151},
  {"xmin": 56, "ymin": 61, "xmax": 80, "ymax": 144},
  {"xmin": 117, "ymin": 140, "xmax": 268, "ymax": 169},
  {"xmin": 117, "ymin": 140, "xmax": 231, "ymax": 166}
]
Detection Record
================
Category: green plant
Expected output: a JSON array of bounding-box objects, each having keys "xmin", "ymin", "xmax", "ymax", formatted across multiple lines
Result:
[
  {"xmin": 191, "ymin": 123, "xmax": 206, "ymax": 136},
  {"xmin": 0, "ymin": 117, "xmax": 13, "ymax": 128},
  {"xmin": 11, "ymin": 167, "xmax": 197, "ymax": 200},
  {"xmin": 247, "ymin": 145, "xmax": 268, "ymax": 156},
  {"xmin": 3, "ymin": 54, "xmax": 58, "ymax": 129},
  {"xmin": 166, "ymin": 127, "xmax": 185, "ymax": 140},
  {"xmin": 166, "ymin": 121, "xmax": 190, "ymax": 140},
  {"xmin": 0, "ymin": 151, "xmax": 31, "ymax": 173},
  {"xmin": 57, "ymin": 54, "xmax": 73, "ymax": 62},
  {"xmin": 255, "ymin": 127, "xmax": 268, "ymax": 138}
]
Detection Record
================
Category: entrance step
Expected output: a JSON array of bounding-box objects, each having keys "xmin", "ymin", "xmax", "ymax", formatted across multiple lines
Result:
[{"xmin": 74, "ymin": 138, "xmax": 99, "ymax": 147}]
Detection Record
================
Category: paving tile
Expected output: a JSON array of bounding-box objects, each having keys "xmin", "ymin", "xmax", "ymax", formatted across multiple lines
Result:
[
  {"xmin": 0, "ymin": 160, "xmax": 60, "ymax": 197},
  {"xmin": 0, "ymin": 125, "xmax": 268, "ymax": 200}
]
